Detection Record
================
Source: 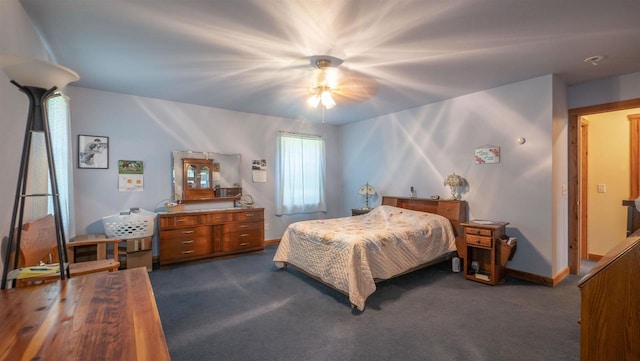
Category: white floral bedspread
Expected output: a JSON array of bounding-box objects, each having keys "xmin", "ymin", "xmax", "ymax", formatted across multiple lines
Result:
[{"xmin": 273, "ymin": 205, "xmax": 456, "ymax": 310}]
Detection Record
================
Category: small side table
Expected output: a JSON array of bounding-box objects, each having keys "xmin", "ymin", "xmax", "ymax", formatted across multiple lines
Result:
[
  {"xmin": 461, "ymin": 221, "xmax": 511, "ymax": 285},
  {"xmin": 351, "ymin": 208, "xmax": 372, "ymax": 216}
]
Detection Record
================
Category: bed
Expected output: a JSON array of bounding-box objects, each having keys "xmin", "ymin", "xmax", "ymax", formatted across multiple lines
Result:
[{"xmin": 273, "ymin": 196, "xmax": 467, "ymax": 311}]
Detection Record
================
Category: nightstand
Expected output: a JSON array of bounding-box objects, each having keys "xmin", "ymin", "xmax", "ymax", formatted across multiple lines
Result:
[
  {"xmin": 351, "ymin": 208, "xmax": 372, "ymax": 216},
  {"xmin": 461, "ymin": 221, "xmax": 509, "ymax": 285}
]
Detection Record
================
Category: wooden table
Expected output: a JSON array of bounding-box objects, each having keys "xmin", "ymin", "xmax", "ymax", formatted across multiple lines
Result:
[{"xmin": 0, "ymin": 268, "xmax": 170, "ymax": 361}]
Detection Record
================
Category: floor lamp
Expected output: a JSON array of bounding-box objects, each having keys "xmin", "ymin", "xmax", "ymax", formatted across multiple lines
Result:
[{"xmin": 0, "ymin": 55, "xmax": 79, "ymax": 289}]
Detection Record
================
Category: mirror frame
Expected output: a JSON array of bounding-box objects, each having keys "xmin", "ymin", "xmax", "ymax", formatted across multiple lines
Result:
[{"xmin": 172, "ymin": 150, "xmax": 242, "ymax": 203}]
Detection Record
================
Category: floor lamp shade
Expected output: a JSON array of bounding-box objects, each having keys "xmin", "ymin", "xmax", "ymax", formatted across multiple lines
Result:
[{"xmin": 0, "ymin": 54, "xmax": 79, "ymax": 89}]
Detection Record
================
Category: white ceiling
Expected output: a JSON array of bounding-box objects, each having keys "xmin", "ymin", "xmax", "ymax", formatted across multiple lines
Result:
[{"xmin": 19, "ymin": 0, "xmax": 640, "ymax": 125}]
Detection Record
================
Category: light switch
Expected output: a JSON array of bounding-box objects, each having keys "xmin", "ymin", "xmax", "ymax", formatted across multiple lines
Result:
[
  {"xmin": 597, "ymin": 184, "xmax": 606, "ymax": 193},
  {"xmin": 561, "ymin": 184, "xmax": 567, "ymax": 196}
]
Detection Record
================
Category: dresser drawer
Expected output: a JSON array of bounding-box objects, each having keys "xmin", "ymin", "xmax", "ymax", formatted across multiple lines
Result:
[
  {"xmin": 465, "ymin": 234, "xmax": 492, "ymax": 248},
  {"xmin": 160, "ymin": 238, "xmax": 212, "ymax": 261},
  {"xmin": 220, "ymin": 229, "xmax": 264, "ymax": 252},
  {"xmin": 220, "ymin": 229, "xmax": 263, "ymax": 253},
  {"xmin": 159, "ymin": 226, "xmax": 212, "ymax": 261},
  {"xmin": 161, "ymin": 225, "xmax": 211, "ymax": 240},
  {"xmin": 200, "ymin": 212, "xmax": 233, "ymax": 224},
  {"xmin": 223, "ymin": 221, "xmax": 263, "ymax": 233},
  {"xmin": 233, "ymin": 210, "xmax": 264, "ymax": 222},
  {"xmin": 159, "ymin": 214, "xmax": 199, "ymax": 228}
]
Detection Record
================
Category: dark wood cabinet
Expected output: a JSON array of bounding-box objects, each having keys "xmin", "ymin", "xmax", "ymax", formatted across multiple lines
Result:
[
  {"xmin": 159, "ymin": 208, "xmax": 264, "ymax": 266},
  {"xmin": 461, "ymin": 221, "xmax": 509, "ymax": 285}
]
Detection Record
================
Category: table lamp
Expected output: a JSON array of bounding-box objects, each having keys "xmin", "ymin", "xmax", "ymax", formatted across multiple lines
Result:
[
  {"xmin": 444, "ymin": 173, "xmax": 464, "ymax": 200},
  {"xmin": 358, "ymin": 182, "xmax": 376, "ymax": 210}
]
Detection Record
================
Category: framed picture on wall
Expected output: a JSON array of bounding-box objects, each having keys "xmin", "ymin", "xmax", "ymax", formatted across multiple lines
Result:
[{"xmin": 78, "ymin": 134, "xmax": 109, "ymax": 169}]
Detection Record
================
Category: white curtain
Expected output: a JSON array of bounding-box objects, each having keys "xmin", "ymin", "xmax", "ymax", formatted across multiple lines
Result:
[
  {"xmin": 46, "ymin": 93, "xmax": 75, "ymax": 239},
  {"xmin": 275, "ymin": 132, "xmax": 326, "ymax": 215}
]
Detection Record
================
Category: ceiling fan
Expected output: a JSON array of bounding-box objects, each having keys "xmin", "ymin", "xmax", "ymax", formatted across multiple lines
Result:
[
  {"xmin": 301, "ymin": 55, "xmax": 378, "ymax": 109},
  {"xmin": 307, "ymin": 55, "xmax": 342, "ymax": 109}
]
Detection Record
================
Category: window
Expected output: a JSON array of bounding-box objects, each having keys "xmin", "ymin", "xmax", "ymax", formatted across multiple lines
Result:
[
  {"xmin": 275, "ymin": 132, "xmax": 326, "ymax": 215},
  {"xmin": 29, "ymin": 93, "xmax": 75, "ymax": 238},
  {"xmin": 47, "ymin": 93, "xmax": 75, "ymax": 239}
]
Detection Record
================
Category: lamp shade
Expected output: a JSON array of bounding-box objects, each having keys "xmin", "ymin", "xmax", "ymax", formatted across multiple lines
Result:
[
  {"xmin": 0, "ymin": 55, "xmax": 79, "ymax": 89},
  {"xmin": 358, "ymin": 183, "xmax": 376, "ymax": 196},
  {"xmin": 444, "ymin": 173, "xmax": 464, "ymax": 200},
  {"xmin": 444, "ymin": 173, "xmax": 464, "ymax": 188}
]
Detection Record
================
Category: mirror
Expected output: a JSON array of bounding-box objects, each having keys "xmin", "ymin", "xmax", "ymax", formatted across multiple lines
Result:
[{"xmin": 172, "ymin": 150, "xmax": 242, "ymax": 203}]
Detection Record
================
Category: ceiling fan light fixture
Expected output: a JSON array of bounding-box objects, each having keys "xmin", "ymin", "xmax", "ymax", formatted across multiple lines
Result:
[
  {"xmin": 307, "ymin": 94, "xmax": 321, "ymax": 108},
  {"xmin": 321, "ymin": 90, "xmax": 336, "ymax": 109},
  {"xmin": 306, "ymin": 55, "xmax": 342, "ymax": 110}
]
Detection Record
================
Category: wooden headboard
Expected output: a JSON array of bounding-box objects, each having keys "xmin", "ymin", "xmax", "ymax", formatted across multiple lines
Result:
[{"xmin": 381, "ymin": 196, "xmax": 468, "ymax": 257}]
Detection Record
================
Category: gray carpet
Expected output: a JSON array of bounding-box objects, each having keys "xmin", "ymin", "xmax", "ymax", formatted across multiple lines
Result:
[{"xmin": 149, "ymin": 246, "xmax": 582, "ymax": 361}]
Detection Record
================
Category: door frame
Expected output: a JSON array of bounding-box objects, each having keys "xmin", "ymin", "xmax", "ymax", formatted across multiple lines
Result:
[
  {"xmin": 568, "ymin": 98, "xmax": 640, "ymax": 274},
  {"xmin": 580, "ymin": 118, "xmax": 588, "ymax": 260}
]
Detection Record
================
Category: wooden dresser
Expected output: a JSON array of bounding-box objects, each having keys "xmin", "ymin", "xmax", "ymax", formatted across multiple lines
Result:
[
  {"xmin": 159, "ymin": 208, "xmax": 264, "ymax": 266},
  {"xmin": 578, "ymin": 233, "xmax": 640, "ymax": 360}
]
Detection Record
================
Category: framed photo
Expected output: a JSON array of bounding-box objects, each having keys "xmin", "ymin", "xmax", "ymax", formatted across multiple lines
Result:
[{"xmin": 78, "ymin": 135, "xmax": 109, "ymax": 169}]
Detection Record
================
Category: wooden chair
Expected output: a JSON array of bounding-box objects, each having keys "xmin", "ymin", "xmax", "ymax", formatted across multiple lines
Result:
[{"xmin": 13, "ymin": 214, "xmax": 121, "ymax": 287}]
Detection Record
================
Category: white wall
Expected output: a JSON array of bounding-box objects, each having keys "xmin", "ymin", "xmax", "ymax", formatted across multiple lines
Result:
[
  {"xmin": 0, "ymin": 0, "xmax": 52, "ymax": 276},
  {"xmin": 341, "ymin": 75, "xmax": 562, "ymax": 277},
  {"xmin": 551, "ymin": 75, "xmax": 568, "ymax": 277},
  {"xmin": 568, "ymin": 72, "xmax": 640, "ymax": 109},
  {"xmin": 65, "ymin": 87, "xmax": 343, "ymax": 253}
]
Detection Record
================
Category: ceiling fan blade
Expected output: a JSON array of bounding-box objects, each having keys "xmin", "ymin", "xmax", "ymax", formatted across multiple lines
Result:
[{"xmin": 333, "ymin": 68, "xmax": 378, "ymax": 103}]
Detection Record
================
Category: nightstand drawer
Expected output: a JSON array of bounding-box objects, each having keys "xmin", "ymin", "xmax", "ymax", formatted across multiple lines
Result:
[
  {"xmin": 465, "ymin": 227, "xmax": 493, "ymax": 237},
  {"xmin": 465, "ymin": 235, "xmax": 492, "ymax": 248}
]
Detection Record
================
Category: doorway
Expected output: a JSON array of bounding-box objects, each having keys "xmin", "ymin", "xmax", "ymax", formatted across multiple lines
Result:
[{"xmin": 568, "ymin": 98, "xmax": 640, "ymax": 275}]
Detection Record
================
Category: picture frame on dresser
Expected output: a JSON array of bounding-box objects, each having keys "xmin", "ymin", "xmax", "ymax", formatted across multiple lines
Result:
[{"xmin": 78, "ymin": 134, "xmax": 109, "ymax": 169}]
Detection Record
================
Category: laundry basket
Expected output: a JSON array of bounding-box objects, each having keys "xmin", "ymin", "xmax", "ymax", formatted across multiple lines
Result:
[{"xmin": 102, "ymin": 208, "xmax": 156, "ymax": 239}]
